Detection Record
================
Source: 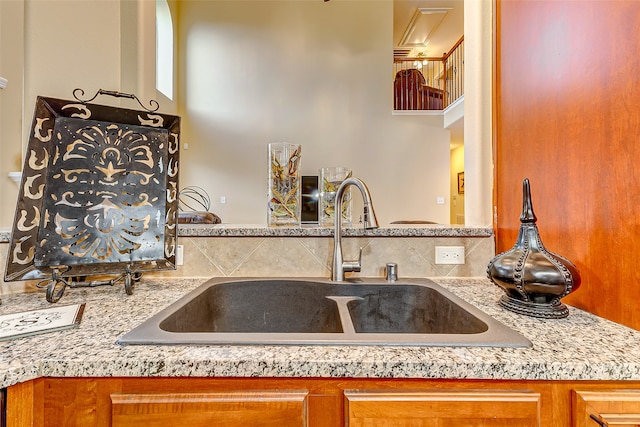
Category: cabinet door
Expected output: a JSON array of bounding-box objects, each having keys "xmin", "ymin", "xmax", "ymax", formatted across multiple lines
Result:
[
  {"xmin": 344, "ymin": 390, "xmax": 541, "ymax": 427},
  {"xmin": 111, "ymin": 391, "xmax": 308, "ymax": 427},
  {"xmin": 573, "ymin": 390, "xmax": 640, "ymax": 427}
]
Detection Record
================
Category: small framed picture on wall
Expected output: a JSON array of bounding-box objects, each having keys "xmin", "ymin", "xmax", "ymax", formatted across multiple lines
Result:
[{"xmin": 457, "ymin": 172, "xmax": 464, "ymax": 194}]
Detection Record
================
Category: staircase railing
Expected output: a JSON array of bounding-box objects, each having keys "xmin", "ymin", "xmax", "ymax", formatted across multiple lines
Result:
[{"xmin": 393, "ymin": 36, "xmax": 464, "ymax": 111}]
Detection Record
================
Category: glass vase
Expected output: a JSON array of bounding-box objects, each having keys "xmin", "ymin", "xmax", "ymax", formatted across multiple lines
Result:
[
  {"xmin": 267, "ymin": 143, "xmax": 302, "ymax": 226},
  {"xmin": 319, "ymin": 167, "xmax": 352, "ymax": 227}
]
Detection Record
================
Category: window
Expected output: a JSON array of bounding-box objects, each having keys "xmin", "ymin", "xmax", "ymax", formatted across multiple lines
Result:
[{"xmin": 156, "ymin": 0, "xmax": 173, "ymax": 99}]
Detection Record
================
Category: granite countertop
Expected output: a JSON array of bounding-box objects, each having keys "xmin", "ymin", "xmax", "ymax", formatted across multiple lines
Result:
[
  {"xmin": 1, "ymin": 277, "xmax": 639, "ymax": 389},
  {"xmin": 0, "ymin": 224, "xmax": 492, "ymax": 243},
  {"xmin": 175, "ymin": 224, "xmax": 493, "ymax": 237}
]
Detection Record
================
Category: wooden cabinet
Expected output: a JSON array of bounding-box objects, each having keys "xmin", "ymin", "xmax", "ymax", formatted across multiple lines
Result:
[
  {"xmin": 6, "ymin": 378, "xmax": 340, "ymax": 427},
  {"xmin": 495, "ymin": 0, "xmax": 640, "ymax": 331},
  {"xmin": 9, "ymin": 377, "xmax": 640, "ymax": 427},
  {"xmin": 573, "ymin": 390, "xmax": 640, "ymax": 427},
  {"xmin": 345, "ymin": 390, "xmax": 541, "ymax": 427},
  {"xmin": 111, "ymin": 391, "xmax": 308, "ymax": 427}
]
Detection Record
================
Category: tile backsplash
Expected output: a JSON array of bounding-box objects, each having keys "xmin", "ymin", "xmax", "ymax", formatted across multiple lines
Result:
[{"xmin": 0, "ymin": 235, "xmax": 494, "ymax": 296}]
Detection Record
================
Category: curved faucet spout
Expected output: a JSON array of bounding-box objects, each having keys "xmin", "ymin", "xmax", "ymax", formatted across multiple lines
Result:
[{"xmin": 332, "ymin": 177, "xmax": 379, "ymax": 281}]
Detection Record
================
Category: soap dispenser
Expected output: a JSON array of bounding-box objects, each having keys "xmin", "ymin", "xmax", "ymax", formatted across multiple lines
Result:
[{"xmin": 487, "ymin": 178, "xmax": 581, "ymax": 319}]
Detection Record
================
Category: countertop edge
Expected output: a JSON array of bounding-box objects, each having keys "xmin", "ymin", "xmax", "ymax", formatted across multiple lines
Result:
[
  {"xmin": 0, "ymin": 224, "xmax": 493, "ymax": 242},
  {"xmin": 2, "ymin": 359, "xmax": 640, "ymax": 389},
  {"xmin": 176, "ymin": 224, "xmax": 494, "ymax": 237}
]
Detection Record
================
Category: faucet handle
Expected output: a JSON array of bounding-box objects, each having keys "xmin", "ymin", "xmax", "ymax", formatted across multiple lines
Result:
[{"xmin": 342, "ymin": 247, "xmax": 363, "ymax": 273}]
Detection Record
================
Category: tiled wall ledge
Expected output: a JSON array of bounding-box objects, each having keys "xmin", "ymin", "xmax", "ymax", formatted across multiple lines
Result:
[{"xmin": 0, "ymin": 225, "xmax": 495, "ymax": 296}]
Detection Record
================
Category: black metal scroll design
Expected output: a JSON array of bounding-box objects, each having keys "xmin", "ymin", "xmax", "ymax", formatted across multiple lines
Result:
[
  {"xmin": 37, "ymin": 267, "xmax": 142, "ymax": 303},
  {"xmin": 73, "ymin": 88, "xmax": 160, "ymax": 113},
  {"xmin": 36, "ymin": 118, "xmax": 166, "ymax": 267}
]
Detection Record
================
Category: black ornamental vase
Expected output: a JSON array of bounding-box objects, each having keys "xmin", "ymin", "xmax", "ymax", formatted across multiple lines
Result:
[{"xmin": 487, "ymin": 178, "xmax": 581, "ymax": 319}]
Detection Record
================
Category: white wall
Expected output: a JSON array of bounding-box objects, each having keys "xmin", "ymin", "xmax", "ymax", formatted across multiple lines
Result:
[
  {"xmin": 177, "ymin": 0, "xmax": 452, "ymax": 225},
  {"xmin": 463, "ymin": 0, "xmax": 493, "ymax": 226},
  {"xmin": 23, "ymin": 0, "xmax": 122, "ymax": 113},
  {"xmin": 0, "ymin": 0, "xmax": 25, "ymax": 228},
  {"xmin": 0, "ymin": 0, "xmax": 158, "ymax": 228}
]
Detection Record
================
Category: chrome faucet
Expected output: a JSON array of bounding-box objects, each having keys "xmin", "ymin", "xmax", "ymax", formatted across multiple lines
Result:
[{"xmin": 332, "ymin": 177, "xmax": 379, "ymax": 281}]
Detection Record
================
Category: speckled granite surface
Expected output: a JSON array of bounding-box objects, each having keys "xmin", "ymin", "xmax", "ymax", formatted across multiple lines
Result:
[
  {"xmin": 0, "ymin": 225, "xmax": 491, "ymax": 243},
  {"xmin": 176, "ymin": 224, "xmax": 493, "ymax": 237},
  {"xmin": 1, "ymin": 277, "xmax": 639, "ymax": 388}
]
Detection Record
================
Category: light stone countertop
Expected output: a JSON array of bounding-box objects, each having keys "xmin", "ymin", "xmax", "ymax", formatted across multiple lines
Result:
[
  {"xmin": 0, "ymin": 224, "xmax": 492, "ymax": 243},
  {"xmin": 177, "ymin": 223, "xmax": 493, "ymax": 237},
  {"xmin": 1, "ymin": 276, "xmax": 640, "ymax": 389}
]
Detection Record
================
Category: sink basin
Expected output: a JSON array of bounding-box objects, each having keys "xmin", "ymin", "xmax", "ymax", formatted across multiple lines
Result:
[
  {"xmin": 346, "ymin": 285, "xmax": 488, "ymax": 334},
  {"xmin": 118, "ymin": 278, "xmax": 531, "ymax": 347},
  {"xmin": 160, "ymin": 281, "xmax": 343, "ymax": 333}
]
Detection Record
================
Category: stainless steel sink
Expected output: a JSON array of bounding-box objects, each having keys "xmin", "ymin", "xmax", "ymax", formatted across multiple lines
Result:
[{"xmin": 118, "ymin": 278, "xmax": 531, "ymax": 347}]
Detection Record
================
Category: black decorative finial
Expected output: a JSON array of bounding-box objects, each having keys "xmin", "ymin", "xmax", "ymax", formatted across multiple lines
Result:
[
  {"xmin": 487, "ymin": 178, "xmax": 581, "ymax": 319},
  {"xmin": 520, "ymin": 178, "xmax": 537, "ymax": 223}
]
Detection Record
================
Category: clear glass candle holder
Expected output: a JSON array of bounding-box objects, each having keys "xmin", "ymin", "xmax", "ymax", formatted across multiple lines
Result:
[{"xmin": 319, "ymin": 166, "xmax": 352, "ymax": 227}]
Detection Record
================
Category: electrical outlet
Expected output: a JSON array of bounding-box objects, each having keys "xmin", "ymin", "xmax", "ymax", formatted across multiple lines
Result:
[
  {"xmin": 435, "ymin": 246, "xmax": 465, "ymax": 265},
  {"xmin": 176, "ymin": 245, "xmax": 184, "ymax": 266}
]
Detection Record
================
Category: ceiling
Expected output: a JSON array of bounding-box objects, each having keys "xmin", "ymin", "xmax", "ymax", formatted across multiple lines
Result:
[{"xmin": 393, "ymin": 0, "xmax": 464, "ymax": 59}]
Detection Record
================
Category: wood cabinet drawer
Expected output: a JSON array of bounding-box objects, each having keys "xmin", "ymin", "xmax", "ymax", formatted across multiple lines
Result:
[
  {"xmin": 344, "ymin": 390, "xmax": 541, "ymax": 426},
  {"xmin": 111, "ymin": 390, "xmax": 308, "ymax": 427}
]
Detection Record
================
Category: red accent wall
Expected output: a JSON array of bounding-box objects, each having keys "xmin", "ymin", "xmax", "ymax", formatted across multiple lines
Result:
[{"xmin": 494, "ymin": 0, "xmax": 640, "ymax": 329}]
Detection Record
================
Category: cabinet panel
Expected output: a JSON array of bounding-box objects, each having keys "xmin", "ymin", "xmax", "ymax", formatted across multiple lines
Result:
[
  {"xmin": 111, "ymin": 391, "xmax": 308, "ymax": 427},
  {"xmin": 16, "ymin": 377, "xmax": 640, "ymax": 427},
  {"xmin": 573, "ymin": 390, "xmax": 640, "ymax": 427},
  {"xmin": 6, "ymin": 380, "xmax": 38, "ymax": 427},
  {"xmin": 345, "ymin": 390, "xmax": 541, "ymax": 427},
  {"xmin": 495, "ymin": 0, "xmax": 640, "ymax": 330}
]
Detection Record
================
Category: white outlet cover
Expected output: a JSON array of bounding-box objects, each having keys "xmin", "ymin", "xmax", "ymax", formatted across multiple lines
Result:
[
  {"xmin": 435, "ymin": 246, "xmax": 465, "ymax": 265},
  {"xmin": 176, "ymin": 245, "xmax": 184, "ymax": 266}
]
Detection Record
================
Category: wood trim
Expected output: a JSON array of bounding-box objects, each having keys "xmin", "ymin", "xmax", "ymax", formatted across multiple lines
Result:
[{"xmin": 492, "ymin": 0, "xmax": 500, "ymax": 235}]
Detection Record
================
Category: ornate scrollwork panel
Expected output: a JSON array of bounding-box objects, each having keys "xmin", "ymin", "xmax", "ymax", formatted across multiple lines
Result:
[{"xmin": 4, "ymin": 96, "xmax": 180, "ymax": 285}]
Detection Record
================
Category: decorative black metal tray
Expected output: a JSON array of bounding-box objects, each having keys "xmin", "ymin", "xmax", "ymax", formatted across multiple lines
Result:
[{"xmin": 4, "ymin": 91, "xmax": 180, "ymax": 302}]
